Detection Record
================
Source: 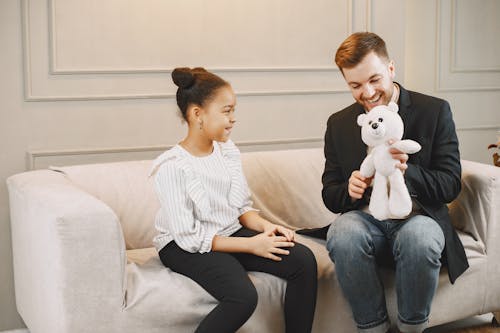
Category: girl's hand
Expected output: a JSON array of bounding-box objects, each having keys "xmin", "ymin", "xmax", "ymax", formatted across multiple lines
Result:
[
  {"xmin": 263, "ymin": 223, "xmax": 295, "ymax": 242},
  {"xmin": 249, "ymin": 230, "xmax": 295, "ymax": 261}
]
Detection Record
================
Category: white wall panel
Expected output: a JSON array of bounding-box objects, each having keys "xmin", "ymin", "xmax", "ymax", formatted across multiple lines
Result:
[
  {"xmin": 436, "ymin": 0, "xmax": 500, "ymax": 91},
  {"xmin": 22, "ymin": 0, "xmax": 393, "ymax": 101},
  {"xmin": 452, "ymin": 0, "xmax": 500, "ymax": 72},
  {"xmin": 50, "ymin": 0, "xmax": 346, "ymax": 70},
  {"xmin": 405, "ymin": 0, "xmax": 499, "ymax": 164}
]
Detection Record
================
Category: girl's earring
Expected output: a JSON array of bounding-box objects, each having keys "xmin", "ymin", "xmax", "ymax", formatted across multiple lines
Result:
[{"xmin": 198, "ymin": 120, "xmax": 203, "ymax": 130}]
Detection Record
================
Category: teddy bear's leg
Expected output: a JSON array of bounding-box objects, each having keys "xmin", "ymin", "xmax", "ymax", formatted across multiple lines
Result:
[
  {"xmin": 369, "ymin": 173, "xmax": 390, "ymax": 220},
  {"xmin": 388, "ymin": 171, "xmax": 412, "ymax": 218}
]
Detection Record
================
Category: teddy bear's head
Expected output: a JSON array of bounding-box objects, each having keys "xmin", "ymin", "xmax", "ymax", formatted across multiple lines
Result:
[{"xmin": 357, "ymin": 102, "xmax": 403, "ymax": 147}]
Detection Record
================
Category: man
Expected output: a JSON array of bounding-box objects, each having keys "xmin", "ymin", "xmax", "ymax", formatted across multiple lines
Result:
[{"xmin": 322, "ymin": 32, "xmax": 468, "ymax": 333}]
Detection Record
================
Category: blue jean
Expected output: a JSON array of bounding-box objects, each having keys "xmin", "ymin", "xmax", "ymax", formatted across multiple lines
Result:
[{"xmin": 326, "ymin": 211, "xmax": 444, "ymax": 333}]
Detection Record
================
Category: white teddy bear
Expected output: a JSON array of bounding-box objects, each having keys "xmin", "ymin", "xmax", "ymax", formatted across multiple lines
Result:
[{"xmin": 357, "ymin": 101, "xmax": 421, "ymax": 220}]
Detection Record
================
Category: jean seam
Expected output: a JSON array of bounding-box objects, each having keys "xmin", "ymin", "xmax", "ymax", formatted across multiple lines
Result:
[
  {"xmin": 397, "ymin": 313, "xmax": 429, "ymax": 325},
  {"xmin": 357, "ymin": 314, "xmax": 389, "ymax": 329}
]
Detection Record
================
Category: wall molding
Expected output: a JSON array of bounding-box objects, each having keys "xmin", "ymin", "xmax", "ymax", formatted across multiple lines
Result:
[
  {"xmin": 27, "ymin": 124, "xmax": 499, "ymax": 169},
  {"xmin": 24, "ymin": 88, "xmax": 350, "ymax": 102},
  {"xmin": 27, "ymin": 137, "xmax": 324, "ymax": 170},
  {"xmin": 21, "ymin": 0, "xmax": 34, "ymax": 101},
  {"xmin": 49, "ymin": 67, "xmax": 341, "ymax": 75}
]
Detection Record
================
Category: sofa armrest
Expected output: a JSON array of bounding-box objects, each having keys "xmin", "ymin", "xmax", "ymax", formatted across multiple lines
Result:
[
  {"xmin": 448, "ymin": 160, "xmax": 500, "ymax": 253},
  {"xmin": 7, "ymin": 170, "xmax": 127, "ymax": 332}
]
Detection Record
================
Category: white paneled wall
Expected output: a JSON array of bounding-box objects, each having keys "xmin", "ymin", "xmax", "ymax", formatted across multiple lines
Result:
[
  {"xmin": 1, "ymin": 0, "xmax": 498, "ymax": 331},
  {"xmin": 436, "ymin": 0, "xmax": 500, "ymax": 91},
  {"xmin": 405, "ymin": 0, "xmax": 500, "ymax": 164},
  {"xmin": 23, "ymin": 0, "xmax": 372, "ymax": 101},
  {"xmin": 20, "ymin": 0, "xmax": 405, "ymax": 168}
]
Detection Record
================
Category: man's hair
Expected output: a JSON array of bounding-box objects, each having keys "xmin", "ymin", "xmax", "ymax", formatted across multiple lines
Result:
[{"xmin": 335, "ymin": 32, "xmax": 389, "ymax": 72}]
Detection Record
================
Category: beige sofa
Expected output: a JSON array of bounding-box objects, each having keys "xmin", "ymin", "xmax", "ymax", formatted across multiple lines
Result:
[{"xmin": 7, "ymin": 148, "xmax": 500, "ymax": 332}]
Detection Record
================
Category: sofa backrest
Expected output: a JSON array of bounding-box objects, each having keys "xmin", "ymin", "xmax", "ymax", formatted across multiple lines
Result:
[
  {"xmin": 50, "ymin": 160, "xmax": 159, "ymax": 250},
  {"xmin": 51, "ymin": 147, "xmax": 337, "ymax": 250},
  {"xmin": 242, "ymin": 148, "xmax": 337, "ymax": 230}
]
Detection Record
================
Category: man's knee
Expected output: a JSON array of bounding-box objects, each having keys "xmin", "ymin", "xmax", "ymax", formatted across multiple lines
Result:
[
  {"xmin": 395, "ymin": 216, "xmax": 445, "ymax": 260},
  {"xmin": 326, "ymin": 212, "xmax": 374, "ymax": 260}
]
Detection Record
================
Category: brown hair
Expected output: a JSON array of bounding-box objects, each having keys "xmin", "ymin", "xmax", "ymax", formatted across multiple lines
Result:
[
  {"xmin": 335, "ymin": 32, "xmax": 389, "ymax": 72},
  {"xmin": 171, "ymin": 67, "xmax": 229, "ymax": 121}
]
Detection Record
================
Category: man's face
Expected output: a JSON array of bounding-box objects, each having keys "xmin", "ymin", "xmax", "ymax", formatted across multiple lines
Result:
[{"xmin": 342, "ymin": 51, "xmax": 396, "ymax": 111}]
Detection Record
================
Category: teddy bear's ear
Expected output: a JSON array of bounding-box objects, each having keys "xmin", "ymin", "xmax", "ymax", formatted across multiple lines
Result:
[
  {"xmin": 388, "ymin": 101, "xmax": 399, "ymax": 113},
  {"xmin": 357, "ymin": 114, "xmax": 366, "ymax": 126}
]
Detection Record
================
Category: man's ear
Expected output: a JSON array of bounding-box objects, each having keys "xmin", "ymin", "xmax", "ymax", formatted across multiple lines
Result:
[
  {"xmin": 357, "ymin": 114, "xmax": 366, "ymax": 126},
  {"xmin": 388, "ymin": 59, "xmax": 396, "ymax": 80}
]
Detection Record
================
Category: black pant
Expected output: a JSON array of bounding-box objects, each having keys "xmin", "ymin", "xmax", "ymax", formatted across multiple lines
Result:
[{"xmin": 159, "ymin": 227, "xmax": 318, "ymax": 333}]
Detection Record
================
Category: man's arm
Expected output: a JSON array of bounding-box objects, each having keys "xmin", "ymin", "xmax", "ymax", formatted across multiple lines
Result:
[
  {"xmin": 404, "ymin": 101, "xmax": 462, "ymax": 205},
  {"xmin": 321, "ymin": 117, "xmax": 370, "ymax": 213}
]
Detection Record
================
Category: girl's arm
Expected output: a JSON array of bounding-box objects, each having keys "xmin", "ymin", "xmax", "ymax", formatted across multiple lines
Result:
[
  {"xmin": 239, "ymin": 210, "xmax": 295, "ymax": 242},
  {"xmin": 154, "ymin": 162, "xmax": 216, "ymax": 253},
  {"xmin": 211, "ymin": 232, "xmax": 294, "ymax": 262},
  {"xmin": 239, "ymin": 210, "xmax": 273, "ymax": 232},
  {"xmin": 211, "ymin": 212, "xmax": 296, "ymax": 261}
]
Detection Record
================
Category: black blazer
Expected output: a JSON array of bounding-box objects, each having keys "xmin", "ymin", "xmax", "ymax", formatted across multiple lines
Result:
[{"xmin": 320, "ymin": 84, "xmax": 469, "ymax": 283}]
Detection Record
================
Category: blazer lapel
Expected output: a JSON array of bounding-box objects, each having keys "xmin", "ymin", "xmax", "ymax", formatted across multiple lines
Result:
[
  {"xmin": 349, "ymin": 104, "xmax": 367, "ymax": 171},
  {"xmin": 397, "ymin": 83, "xmax": 413, "ymax": 138}
]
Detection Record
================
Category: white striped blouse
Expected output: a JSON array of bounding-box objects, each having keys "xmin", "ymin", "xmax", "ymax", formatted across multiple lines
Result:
[{"xmin": 150, "ymin": 140, "xmax": 256, "ymax": 253}]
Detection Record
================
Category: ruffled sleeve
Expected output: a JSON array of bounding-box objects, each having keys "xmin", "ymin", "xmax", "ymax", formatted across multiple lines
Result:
[
  {"xmin": 151, "ymin": 147, "xmax": 214, "ymax": 253},
  {"xmin": 151, "ymin": 147, "xmax": 211, "ymax": 216},
  {"xmin": 218, "ymin": 140, "xmax": 257, "ymax": 215}
]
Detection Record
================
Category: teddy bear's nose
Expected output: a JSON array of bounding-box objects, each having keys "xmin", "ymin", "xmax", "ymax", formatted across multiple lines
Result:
[{"xmin": 371, "ymin": 123, "xmax": 379, "ymax": 129}]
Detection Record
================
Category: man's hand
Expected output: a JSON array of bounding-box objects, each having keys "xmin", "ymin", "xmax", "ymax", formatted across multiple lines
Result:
[
  {"xmin": 348, "ymin": 170, "xmax": 373, "ymax": 200},
  {"xmin": 388, "ymin": 139, "xmax": 409, "ymax": 173}
]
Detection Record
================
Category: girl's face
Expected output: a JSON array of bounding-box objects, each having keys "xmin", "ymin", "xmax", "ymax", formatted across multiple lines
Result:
[{"xmin": 199, "ymin": 85, "xmax": 237, "ymax": 142}]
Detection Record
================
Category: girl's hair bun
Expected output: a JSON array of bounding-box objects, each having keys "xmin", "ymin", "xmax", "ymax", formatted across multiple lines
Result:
[
  {"xmin": 171, "ymin": 66, "xmax": 228, "ymax": 121},
  {"xmin": 172, "ymin": 67, "xmax": 195, "ymax": 89}
]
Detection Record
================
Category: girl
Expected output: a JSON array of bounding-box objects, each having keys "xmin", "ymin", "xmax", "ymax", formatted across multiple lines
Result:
[{"xmin": 151, "ymin": 67, "xmax": 317, "ymax": 333}]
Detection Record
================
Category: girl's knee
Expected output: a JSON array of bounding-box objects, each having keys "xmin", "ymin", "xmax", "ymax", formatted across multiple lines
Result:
[
  {"xmin": 235, "ymin": 283, "xmax": 258, "ymax": 314},
  {"xmin": 291, "ymin": 243, "xmax": 317, "ymax": 269},
  {"xmin": 285, "ymin": 243, "xmax": 318, "ymax": 284}
]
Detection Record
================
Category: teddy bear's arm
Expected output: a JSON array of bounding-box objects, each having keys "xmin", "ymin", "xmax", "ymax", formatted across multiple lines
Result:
[
  {"xmin": 359, "ymin": 153, "xmax": 375, "ymax": 177},
  {"xmin": 391, "ymin": 140, "xmax": 421, "ymax": 154}
]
